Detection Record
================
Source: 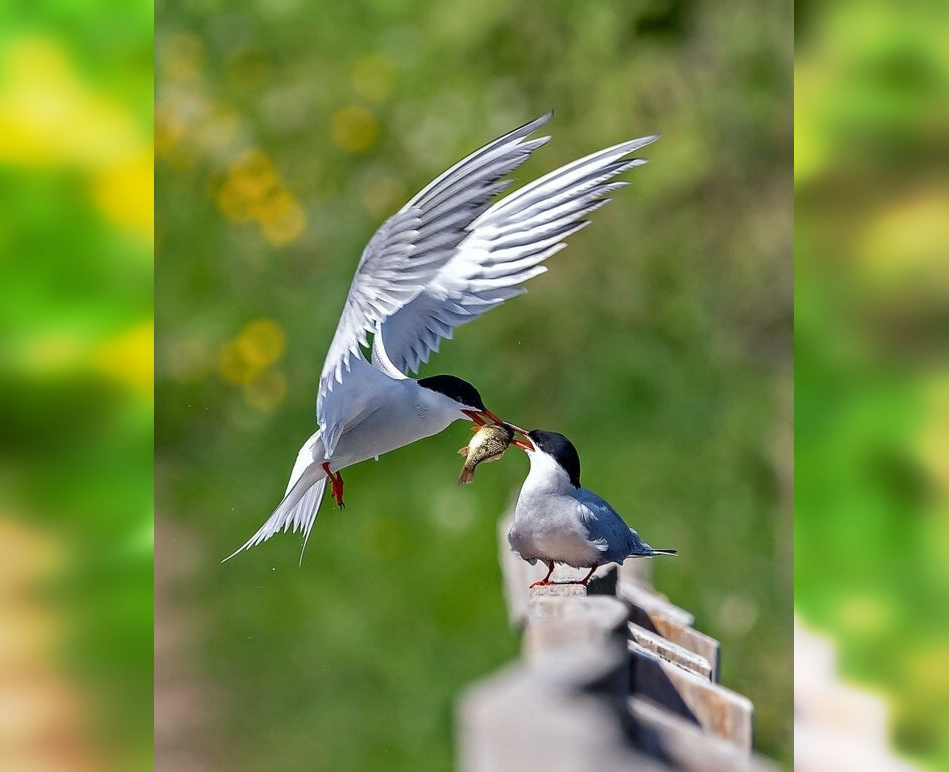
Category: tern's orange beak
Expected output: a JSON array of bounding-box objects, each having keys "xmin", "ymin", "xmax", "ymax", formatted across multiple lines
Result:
[
  {"xmin": 507, "ymin": 422, "xmax": 533, "ymax": 450},
  {"xmin": 462, "ymin": 408, "xmax": 505, "ymax": 427}
]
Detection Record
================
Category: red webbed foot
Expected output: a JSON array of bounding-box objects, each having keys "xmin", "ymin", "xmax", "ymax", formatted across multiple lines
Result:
[{"xmin": 322, "ymin": 463, "xmax": 346, "ymax": 509}]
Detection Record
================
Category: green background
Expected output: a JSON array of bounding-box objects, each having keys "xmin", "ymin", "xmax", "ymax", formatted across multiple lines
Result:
[
  {"xmin": 796, "ymin": 1, "xmax": 949, "ymax": 768},
  {"xmin": 156, "ymin": 0, "xmax": 792, "ymax": 769},
  {"xmin": 0, "ymin": 1, "xmax": 153, "ymax": 770}
]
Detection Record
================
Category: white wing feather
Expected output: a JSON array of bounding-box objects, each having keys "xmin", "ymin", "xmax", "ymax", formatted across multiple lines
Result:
[
  {"xmin": 223, "ymin": 463, "xmax": 327, "ymax": 562},
  {"xmin": 373, "ymin": 134, "xmax": 659, "ymax": 375},
  {"xmin": 316, "ymin": 113, "xmax": 554, "ymax": 456}
]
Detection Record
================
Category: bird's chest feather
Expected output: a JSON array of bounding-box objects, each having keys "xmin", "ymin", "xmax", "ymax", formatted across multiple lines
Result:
[{"xmin": 511, "ymin": 493, "xmax": 601, "ymax": 566}]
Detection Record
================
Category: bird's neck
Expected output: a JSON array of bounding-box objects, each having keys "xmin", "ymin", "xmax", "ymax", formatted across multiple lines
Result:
[
  {"xmin": 409, "ymin": 379, "xmax": 466, "ymax": 425},
  {"xmin": 524, "ymin": 453, "xmax": 577, "ymax": 494}
]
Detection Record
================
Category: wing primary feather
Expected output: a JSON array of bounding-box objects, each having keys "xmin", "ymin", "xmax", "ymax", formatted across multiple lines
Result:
[
  {"xmin": 317, "ymin": 114, "xmax": 554, "ymax": 416},
  {"xmin": 375, "ymin": 130, "xmax": 657, "ymax": 376}
]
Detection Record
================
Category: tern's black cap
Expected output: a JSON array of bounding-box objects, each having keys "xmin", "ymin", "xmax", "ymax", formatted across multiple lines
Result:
[
  {"xmin": 528, "ymin": 430, "xmax": 581, "ymax": 488},
  {"xmin": 418, "ymin": 375, "xmax": 486, "ymax": 411}
]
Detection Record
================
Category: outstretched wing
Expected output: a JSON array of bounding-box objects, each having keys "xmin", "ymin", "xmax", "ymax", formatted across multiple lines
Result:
[
  {"xmin": 371, "ymin": 134, "xmax": 659, "ymax": 376},
  {"xmin": 316, "ymin": 113, "xmax": 553, "ymax": 456}
]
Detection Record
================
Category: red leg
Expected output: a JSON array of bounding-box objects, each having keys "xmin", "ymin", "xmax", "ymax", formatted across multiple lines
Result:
[
  {"xmin": 574, "ymin": 563, "xmax": 599, "ymax": 586},
  {"xmin": 529, "ymin": 561, "xmax": 555, "ymax": 588},
  {"xmin": 322, "ymin": 462, "xmax": 345, "ymax": 509}
]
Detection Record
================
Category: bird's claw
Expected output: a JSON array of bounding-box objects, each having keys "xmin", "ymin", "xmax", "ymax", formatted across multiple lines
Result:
[
  {"xmin": 529, "ymin": 579, "xmax": 554, "ymax": 588},
  {"xmin": 322, "ymin": 462, "xmax": 346, "ymax": 509}
]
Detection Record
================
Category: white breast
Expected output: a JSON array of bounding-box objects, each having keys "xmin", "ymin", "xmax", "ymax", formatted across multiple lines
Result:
[
  {"xmin": 509, "ymin": 485, "xmax": 604, "ymax": 568},
  {"xmin": 327, "ymin": 378, "xmax": 461, "ymax": 470}
]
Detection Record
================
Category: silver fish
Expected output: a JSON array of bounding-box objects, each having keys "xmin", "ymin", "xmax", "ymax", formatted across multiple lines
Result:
[{"xmin": 458, "ymin": 423, "xmax": 515, "ymax": 484}]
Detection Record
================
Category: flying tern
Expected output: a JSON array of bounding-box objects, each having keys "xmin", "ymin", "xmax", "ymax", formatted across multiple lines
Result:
[
  {"xmin": 227, "ymin": 113, "xmax": 658, "ymax": 560},
  {"xmin": 508, "ymin": 430, "xmax": 676, "ymax": 586}
]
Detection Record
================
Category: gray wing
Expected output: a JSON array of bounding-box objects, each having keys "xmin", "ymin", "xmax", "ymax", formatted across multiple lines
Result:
[
  {"xmin": 372, "ymin": 134, "xmax": 659, "ymax": 376},
  {"xmin": 316, "ymin": 113, "xmax": 553, "ymax": 455},
  {"xmin": 575, "ymin": 488, "xmax": 639, "ymax": 560}
]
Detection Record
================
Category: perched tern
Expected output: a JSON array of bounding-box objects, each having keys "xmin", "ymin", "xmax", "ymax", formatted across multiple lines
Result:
[
  {"xmin": 508, "ymin": 430, "xmax": 676, "ymax": 586},
  {"xmin": 227, "ymin": 113, "xmax": 658, "ymax": 560}
]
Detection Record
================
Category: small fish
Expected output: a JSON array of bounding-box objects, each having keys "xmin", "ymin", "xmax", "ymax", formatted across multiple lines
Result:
[{"xmin": 458, "ymin": 423, "xmax": 515, "ymax": 485}]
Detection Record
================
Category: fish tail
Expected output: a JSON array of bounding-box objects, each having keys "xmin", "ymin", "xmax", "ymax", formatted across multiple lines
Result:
[{"xmin": 458, "ymin": 467, "xmax": 475, "ymax": 485}]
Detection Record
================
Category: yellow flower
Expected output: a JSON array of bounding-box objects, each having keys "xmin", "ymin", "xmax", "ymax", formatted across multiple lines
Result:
[{"xmin": 218, "ymin": 319, "xmax": 287, "ymax": 385}]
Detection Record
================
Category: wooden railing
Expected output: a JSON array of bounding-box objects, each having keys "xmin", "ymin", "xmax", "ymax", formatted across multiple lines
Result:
[{"xmin": 455, "ymin": 510, "xmax": 778, "ymax": 771}]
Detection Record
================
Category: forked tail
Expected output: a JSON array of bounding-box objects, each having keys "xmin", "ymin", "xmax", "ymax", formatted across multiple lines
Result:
[
  {"xmin": 222, "ymin": 465, "xmax": 327, "ymax": 564},
  {"xmin": 458, "ymin": 467, "xmax": 475, "ymax": 485}
]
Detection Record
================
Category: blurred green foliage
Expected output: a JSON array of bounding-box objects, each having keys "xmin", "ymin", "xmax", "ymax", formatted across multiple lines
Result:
[
  {"xmin": 796, "ymin": 1, "xmax": 949, "ymax": 768},
  {"xmin": 156, "ymin": 0, "xmax": 791, "ymax": 768},
  {"xmin": 0, "ymin": 1, "xmax": 153, "ymax": 770}
]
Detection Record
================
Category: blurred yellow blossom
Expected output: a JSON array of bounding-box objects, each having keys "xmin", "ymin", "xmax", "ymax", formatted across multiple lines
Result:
[
  {"xmin": 94, "ymin": 323, "xmax": 155, "ymax": 397},
  {"xmin": 0, "ymin": 38, "xmax": 141, "ymax": 165},
  {"xmin": 93, "ymin": 149, "xmax": 155, "ymax": 243},
  {"xmin": 13, "ymin": 325, "xmax": 153, "ymax": 397},
  {"xmin": 331, "ymin": 104, "xmax": 379, "ymax": 153},
  {"xmin": 218, "ymin": 342, "xmax": 256, "ymax": 385},
  {"xmin": 214, "ymin": 150, "xmax": 306, "ymax": 244},
  {"xmin": 218, "ymin": 318, "xmax": 286, "ymax": 385},
  {"xmin": 351, "ymin": 55, "xmax": 396, "ymax": 103},
  {"xmin": 215, "ymin": 151, "xmax": 279, "ymax": 222},
  {"xmin": 0, "ymin": 37, "xmax": 153, "ymax": 243},
  {"xmin": 237, "ymin": 318, "xmax": 286, "ymax": 367},
  {"xmin": 259, "ymin": 190, "xmax": 306, "ymax": 245}
]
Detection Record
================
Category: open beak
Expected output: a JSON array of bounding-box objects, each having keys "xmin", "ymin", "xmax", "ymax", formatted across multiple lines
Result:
[
  {"xmin": 461, "ymin": 410, "xmax": 495, "ymax": 432},
  {"xmin": 508, "ymin": 422, "xmax": 533, "ymax": 451},
  {"xmin": 461, "ymin": 408, "xmax": 505, "ymax": 427}
]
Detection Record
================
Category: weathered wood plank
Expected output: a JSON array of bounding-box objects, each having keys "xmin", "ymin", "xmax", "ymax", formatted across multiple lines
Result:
[
  {"xmin": 629, "ymin": 696, "xmax": 779, "ymax": 771},
  {"xmin": 458, "ymin": 647, "xmax": 674, "ymax": 772},
  {"xmin": 524, "ymin": 592, "xmax": 630, "ymax": 662},
  {"xmin": 628, "ymin": 623, "xmax": 714, "ymax": 680},
  {"xmin": 618, "ymin": 579, "xmax": 695, "ymax": 627},
  {"xmin": 619, "ymin": 580, "xmax": 721, "ymax": 681},
  {"xmin": 628, "ymin": 640, "xmax": 754, "ymax": 750}
]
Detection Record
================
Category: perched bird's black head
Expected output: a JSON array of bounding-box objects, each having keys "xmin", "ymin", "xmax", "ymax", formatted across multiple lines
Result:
[
  {"xmin": 528, "ymin": 430, "xmax": 581, "ymax": 488},
  {"xmin": 418, "ymin": 375, "xmax": 487, "ymax": 411}
]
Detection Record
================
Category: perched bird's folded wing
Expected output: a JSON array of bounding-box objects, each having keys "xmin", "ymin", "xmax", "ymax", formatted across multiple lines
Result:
[
  {"xmin": 575, "ymin": 489, "xmax": 632, "ymax": 553},
  {"xmin": 316, "ymin": 113, "xmax": 553, "ymax": 455},
  {"xmin": 373, "ymin": 134, "xmax": 659, "ymax": 376}
]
